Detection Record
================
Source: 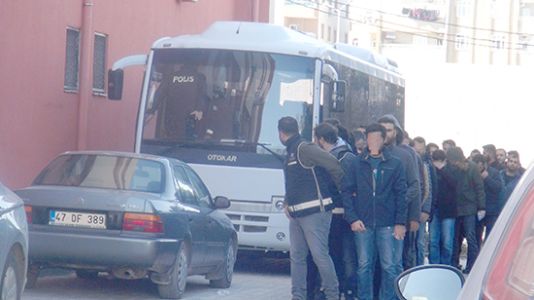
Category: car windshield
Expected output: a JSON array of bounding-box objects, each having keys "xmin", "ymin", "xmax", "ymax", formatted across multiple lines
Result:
[{"xmin": 33, "ymin": 154, "xmax": 165, "ymax": 193}]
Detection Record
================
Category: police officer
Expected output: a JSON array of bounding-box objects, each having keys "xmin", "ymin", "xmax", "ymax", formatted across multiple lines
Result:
[{"xmin": 278, "ymin": 117, "xmax": 344, "ymax": 300}]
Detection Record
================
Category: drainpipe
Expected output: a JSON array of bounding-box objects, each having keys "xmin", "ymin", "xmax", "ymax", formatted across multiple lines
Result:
[{"xmin": 77, "ymin": 0, "xmax": 94, "ymax": 150}]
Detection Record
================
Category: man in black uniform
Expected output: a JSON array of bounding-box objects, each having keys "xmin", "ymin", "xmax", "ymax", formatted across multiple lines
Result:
[{"xmin": 278, "ymin": 117, "xmax": 344, "ymax": 300}]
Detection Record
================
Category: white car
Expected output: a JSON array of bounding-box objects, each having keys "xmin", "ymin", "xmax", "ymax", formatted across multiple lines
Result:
[
  {"xmin": 0, "ymin": 181, "xmax": 29, "ymax": 300},
  {"xmin": 395, "ymin": 162, "xmax": 534, "ymax": 300}
]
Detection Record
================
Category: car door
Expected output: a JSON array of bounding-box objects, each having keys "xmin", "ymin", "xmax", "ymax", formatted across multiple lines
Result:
[
  {"xmin": 184, "ymin": 167, "xmax": 227, "ymax": 267},
  {"xmin": 172, "ymin": 165, "xmax": 208, "ymax": 267}
]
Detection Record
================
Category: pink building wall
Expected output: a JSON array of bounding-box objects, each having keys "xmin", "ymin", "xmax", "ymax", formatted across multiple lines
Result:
[{"xmin": 0, "ymin": 0, "xmax": 269, "ymax": 189}]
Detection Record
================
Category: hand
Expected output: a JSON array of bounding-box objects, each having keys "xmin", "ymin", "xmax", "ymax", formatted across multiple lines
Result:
[
  {"xmin": 190, "ymin": 110, "xmax": 203, "ymax": 121},
  {"xmin": 284, "ymin": 207, "xmax": 292, "ymax": 219},
  {"xmin": 477, "ymin": 210, "xmax": 486, "ymax": 221},
  {"xmin": 481, "ymin": 170, "xmax": 489, "ymax": 179},
  {"xmin": 394, "ymin": 225, "xmax": 406, "ymax": 240},
  {"xmin": 420, "ymin": 212, "xmax": 430, "ymax": 223},
  {"xmin": 351, "ymin": 220, "xmax": 366, "ymax": 232},
  {"xmin": 409, "ymin": 220, "xmax": 420, "ymax": 232}
]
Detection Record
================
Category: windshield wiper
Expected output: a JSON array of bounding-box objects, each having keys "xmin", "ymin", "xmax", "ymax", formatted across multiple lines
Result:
[{"xmin": 219, "ymin": 139, "xmax": 285, "ymax": 162}]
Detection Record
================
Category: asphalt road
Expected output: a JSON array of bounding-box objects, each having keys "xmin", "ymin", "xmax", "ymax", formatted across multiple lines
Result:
[{"xmin": 22, "ymin": 254, "xmax": 291, "ymax": 300}]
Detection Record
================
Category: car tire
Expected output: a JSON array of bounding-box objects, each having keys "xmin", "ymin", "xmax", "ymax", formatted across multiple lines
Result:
[
  {"xmin": 25, "ymin": 264, "xmax": 40, "ymax": 289},
  {"xmin": 157, "ymin": 243, "xmax": 188, "ymax": 299},
  {"xmin": 75, "ymin": 270, "xmax": 99, "ymax": 280},
  {"xmin": 209, "ymin": 240, "xmax": 236, "ymax": 289},
  {"xmin": 1, "ymin": 249, "xmax": 23, "ymax": 300}
]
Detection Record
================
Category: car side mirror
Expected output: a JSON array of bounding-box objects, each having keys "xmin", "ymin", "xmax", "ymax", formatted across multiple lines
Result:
[
  {"xmin": 395, "ymin": 265, "xmax": 465, "ymax": 300},
  {"xmin": 108, "ymin": 69, "xmax": 124, "ymax": 100},
  {"xmin": 329, "ymin": 80, "xmax": 346, "ymax": 112},
  {"xmin": 213, "ymin": 196, "xmax": 230, "ymax": 209}
]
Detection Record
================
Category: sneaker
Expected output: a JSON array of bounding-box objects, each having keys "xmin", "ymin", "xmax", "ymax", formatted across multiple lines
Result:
[{"xmin": 344, "ymin": 290, "xmax": 356, "ymax": 300}]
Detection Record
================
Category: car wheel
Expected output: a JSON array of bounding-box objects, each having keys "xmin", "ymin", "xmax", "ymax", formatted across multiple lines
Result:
[
  {"xmin": 209, "ymin": 240, "xmax": 236, "ymax": 288},
  {"xmin": 1, "ymin": 250, "xmax": 23, "ymax": 300},
  {"xmin": 75, "ymin": 270, "xmax": 99, "ymax": 280},
  {"xmin": 25, "ymin": 264, "xmax": 40, "ymax": 289},
  {"xmin": 157, "ymin": 243, "xmax": 188, "ymax": 299}
]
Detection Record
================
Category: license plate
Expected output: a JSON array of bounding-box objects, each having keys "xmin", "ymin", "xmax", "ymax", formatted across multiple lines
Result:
[{"xmin": 49, "ymin": 210, "xmax": 106, "ymax": 229}]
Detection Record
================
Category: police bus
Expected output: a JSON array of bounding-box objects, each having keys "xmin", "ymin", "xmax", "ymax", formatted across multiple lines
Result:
[{"xmin": 108, "ymin": 21, "xmax": 405, "ymax": 253}]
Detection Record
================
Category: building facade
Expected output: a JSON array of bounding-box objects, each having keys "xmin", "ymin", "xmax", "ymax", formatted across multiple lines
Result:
[
  {"xmin": 0, "ymin": 0, "xmax": 269, "ymax": 188},
  {"xmin": 272, "ymin": 0, "xmax": 351, "ymax": 44}
]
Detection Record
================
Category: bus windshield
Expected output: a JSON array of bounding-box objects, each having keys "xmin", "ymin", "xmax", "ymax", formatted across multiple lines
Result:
[{"xmin": 142, "ymin": 49, "xmax": 315, "ymax": 155}]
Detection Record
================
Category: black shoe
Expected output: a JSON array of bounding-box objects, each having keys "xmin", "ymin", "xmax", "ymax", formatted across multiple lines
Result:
[{"xmin": 462, "ymin": 269, "xmax": 470, "ymax": 275}]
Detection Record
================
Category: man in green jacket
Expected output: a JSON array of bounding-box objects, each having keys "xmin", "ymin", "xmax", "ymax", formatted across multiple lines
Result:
[{"xmin": 445, "ymin": 147, "xmax": 486, "ymax": 274}]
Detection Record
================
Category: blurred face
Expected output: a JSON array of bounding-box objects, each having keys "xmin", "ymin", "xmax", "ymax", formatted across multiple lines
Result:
[
  {"xmin": 443, "ymin": 143, "xmax": 453, "ymax": 152},
  {"xmin": 428, "ymin": 145, "xmax": 438, "ymax": 155},
  {"xmin": 483, "ymin": 148, "xmax": 496, "ymax": 161},
  {"xmin": 380, "ymin": 122, "xmax": 397, "ymax": 145},
  {"xmin": 496, "ymin": 149, "xmax": 507, "ymax": 164},
  {"xmin": 355, "ymin": 138, "xmax": 367, "ymax": 153},
  {"xmin": 367, "ymin": 131, "xmax": 384, "ymax": 155},
  {"xmin": 413, "ymin": 141, "xmax": 426, "ymax": 156},
  {"xmin": 476, "ymin": 161, "xmax": 486, "ymax": 173},
  {"xmin": 506, "ymin": 156, "xmax": 520, "ymax": 173}
]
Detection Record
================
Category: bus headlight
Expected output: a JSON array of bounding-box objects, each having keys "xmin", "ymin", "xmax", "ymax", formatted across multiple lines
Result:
[{"xmin": 272, "ymin": 196, "xmax": 285, "ymax": 212}]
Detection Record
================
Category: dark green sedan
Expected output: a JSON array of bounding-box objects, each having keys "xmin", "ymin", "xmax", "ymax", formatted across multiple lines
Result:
[{"xmin": 15, "ymin": 151, "xmax": 237, "ymax": 299}]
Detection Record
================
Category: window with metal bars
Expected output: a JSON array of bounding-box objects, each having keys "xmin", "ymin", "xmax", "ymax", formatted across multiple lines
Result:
[
  {"xmin": 64, "ymin": 28, "xmax": 80, "ymax": 91},
  {"xmin": 93, "ymin": 33, "xmax": 107, "ymax": 93}
]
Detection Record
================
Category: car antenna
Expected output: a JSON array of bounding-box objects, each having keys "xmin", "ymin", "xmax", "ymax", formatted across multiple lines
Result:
[{"xmin": 236, "ymin": 22, "xmax": 241, "ymax": 34}]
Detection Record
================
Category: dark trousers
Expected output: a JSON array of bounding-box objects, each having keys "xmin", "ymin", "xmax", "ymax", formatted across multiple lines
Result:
[
  {"xmin": 476, "ymin": 215, "xmax": 499, "ymax": 248},
  {"xmin": 402, "ymin": 231, "xmax": 417, "ymax": 270},
  {"xmin": 452, "ymin": 215, "xmax": 479, "ymax": 272}
]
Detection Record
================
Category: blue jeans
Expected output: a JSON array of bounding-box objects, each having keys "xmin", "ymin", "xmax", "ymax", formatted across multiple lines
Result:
[
  {"xmin": 355, "ymin": 227, "xmax": 403, "ymax": 300},
  {"xmin": 428, "ymin": 210, "xmax": 455, "ymax": 265},
  {"xmin": 453, "ymin": 215, "xmax": 479, "ymax": 272},
  {"xmin": 290, "ymin": 211, "xmax": 339, "ymax": 300}
]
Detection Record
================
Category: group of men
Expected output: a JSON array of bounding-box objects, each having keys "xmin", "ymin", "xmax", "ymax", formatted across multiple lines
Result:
[{"xmin": 277, "ymin": 115, "xmax": 524, "ymax": 300}]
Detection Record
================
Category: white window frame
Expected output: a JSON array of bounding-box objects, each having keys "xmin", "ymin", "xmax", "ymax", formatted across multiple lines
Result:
[{"xmin": 92, "ymin": 32, "xmax": 108, "ymax": 95}]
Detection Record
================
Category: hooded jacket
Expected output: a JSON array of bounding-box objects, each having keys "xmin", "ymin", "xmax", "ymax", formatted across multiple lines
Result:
[
  {"xmin": 378, "ymin": 114, "xmax": 422, "ymax": 224},
  {"xmin": 330, "ymin": 139, "xmax": 356, "ymax": 210}
]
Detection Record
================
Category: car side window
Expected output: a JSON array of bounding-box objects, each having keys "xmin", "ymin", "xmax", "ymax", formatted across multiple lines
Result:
[
  {"xmin": 185, "ymin": 168, "xmax": 212, "ymax": 208},
  {"xmin": 173, "ymin": 165, "xmax": 198, "ymax": 206}
]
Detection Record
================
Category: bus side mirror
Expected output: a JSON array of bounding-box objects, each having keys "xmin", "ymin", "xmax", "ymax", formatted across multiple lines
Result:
[
  {"xmin": 330, "ymin": 80, "xmax": 346, "ymax": 112},
  {"xmin": 108, "ymin": 69, "xmax": 124, "ymax": 100}
]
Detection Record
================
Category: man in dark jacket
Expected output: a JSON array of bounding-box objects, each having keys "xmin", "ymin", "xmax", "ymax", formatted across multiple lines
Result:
[
  {"xmin": 311, "ymin": 122, "xmax": 358, "ymax": 300},
  {"xmin": 447, "ymin": 147, "xmax": 486, "ymax": 274},
  {"xmin": 378, "ymin": 115, "xmax": 421, "ymax": 271},
  {"xmin": 483, "ymin": 144, "xmax": 504, "ymax": 171},
  {"xmin": 278, "ymin": 117, "xmax": 344, "ymax": 300},
  {"xmin": 429, "ymin": 150, "xmax": 457, "ymax": 266},
  {"xmin": 500, "ymin": 152, "xmax": 523, "ymax": 205},
  {"xmin": 413, "ymin": 136, "xmax": 437, "ymax": 266},
  {"xmin": 472, "ymin": 154, "xmax": 503, "ymax": 243},
  {"xmin": 343, "ymin": 123, "xmax": 407, "ymax": 300}
]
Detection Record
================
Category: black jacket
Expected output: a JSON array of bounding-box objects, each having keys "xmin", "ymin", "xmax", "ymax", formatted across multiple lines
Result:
[
  {"xmin": 283, "ymin": 135, "xmax": 343, "ymax": 217},
  {"xmin": 433, "ymin": 164, "xmax": 458, "ymax": 219}
]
